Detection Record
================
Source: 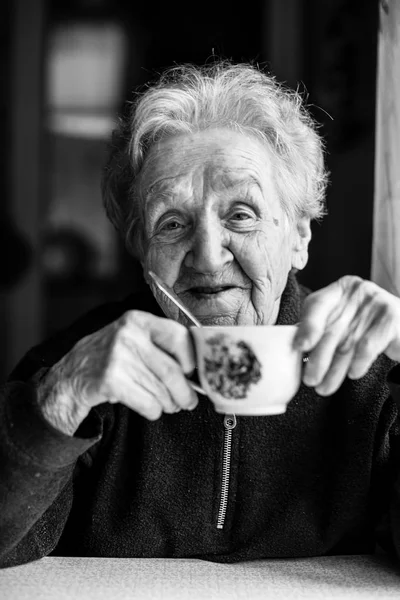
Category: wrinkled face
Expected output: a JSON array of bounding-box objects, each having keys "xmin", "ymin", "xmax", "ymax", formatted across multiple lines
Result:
[{"xmin": 140, "ymin": 128, "xmax": 310, "ymax": 326}]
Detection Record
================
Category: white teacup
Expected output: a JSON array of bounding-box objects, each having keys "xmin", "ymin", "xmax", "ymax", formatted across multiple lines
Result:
[{"xmin": 190, "ymin": 325, "xmax": 303, "ymax": 415}]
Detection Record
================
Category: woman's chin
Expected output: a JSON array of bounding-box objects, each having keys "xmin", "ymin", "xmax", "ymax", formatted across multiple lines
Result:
[
  {"xmin": 197, "ymin": 314, "xmax": 238, "ymax": 326},
  {"xmin": 196, "ymin": 309, "xmax": 259, "ymax": 326}
]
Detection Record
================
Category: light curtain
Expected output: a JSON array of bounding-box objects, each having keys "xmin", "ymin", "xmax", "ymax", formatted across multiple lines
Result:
[{"xmin": 371, "ymin": 0, "xmax": 400, "ymax": 297}]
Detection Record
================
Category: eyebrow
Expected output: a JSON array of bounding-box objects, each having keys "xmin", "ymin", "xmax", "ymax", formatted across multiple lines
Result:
[
  {"xmin": 146, "ymin": 173, "xmax": 262, "ymax": 203},
  {"xmin": 145, "ymin": 178, "xmax": 178, "ymax": 204},
  {"xmin": 219, "ymin": 174, "xmax": 263, "ymax": 192}
]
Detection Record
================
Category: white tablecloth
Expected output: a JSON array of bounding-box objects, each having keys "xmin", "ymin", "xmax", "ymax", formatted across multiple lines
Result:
[{"xmin": 0, "ymin": 554, "xmax": 399, "ymax": 600}]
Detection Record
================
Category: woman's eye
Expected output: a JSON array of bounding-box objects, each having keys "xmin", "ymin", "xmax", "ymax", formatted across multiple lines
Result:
[
  {"xmin": 230, "ymin": 211, "xmax": 253, "ymax": 221},
  {"xmin": 160, "ymin": 220, "xmax": 184, "ymax": 232}
]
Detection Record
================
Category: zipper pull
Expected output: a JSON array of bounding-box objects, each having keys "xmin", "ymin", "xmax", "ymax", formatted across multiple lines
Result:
[{"xmin": 223, "ymin": 414, "xmax": 237, "ymax": 430}]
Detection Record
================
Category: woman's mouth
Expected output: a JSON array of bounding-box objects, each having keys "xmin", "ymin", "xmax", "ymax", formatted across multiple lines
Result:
[
  {"xmin": 177, "ymin": 284, "xmax": 248, "ymax": 319},
  {"xmin": 190, "ymin": 286, "xmax": 235, "ymax": 297}
]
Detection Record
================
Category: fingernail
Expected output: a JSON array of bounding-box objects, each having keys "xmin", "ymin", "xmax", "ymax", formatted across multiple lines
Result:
[
  {"xmin": 298, "ymin": 339, "xmax": 310, "ymax": 351},
  {"xmin": 188, "ymin": 398, "xmax": 198, "ymax": 410},
  {"xmin": 303, "ymin": 374, "xmax": 317, "ymax": 387},
  {"xmin": 315, "ymin": 385, "xmax": 327, "ymax": 396},
  {"xmin": 348, "ymin": 367, "xmax": 367, "ymax": 380}
]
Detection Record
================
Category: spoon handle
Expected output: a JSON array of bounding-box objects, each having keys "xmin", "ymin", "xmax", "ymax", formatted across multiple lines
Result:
[
  {"xmin": 148, "ymin": 270, "xmax": 202, "ymax": 328},
  {"xmin": 189, "ymin": 381, "xmax": 206, "ymax": 395}
]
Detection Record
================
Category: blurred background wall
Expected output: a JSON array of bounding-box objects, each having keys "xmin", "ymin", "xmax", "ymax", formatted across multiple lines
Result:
[{"xmin": 0, "ymin": 0, "xmax": 379, "ymax": 377}]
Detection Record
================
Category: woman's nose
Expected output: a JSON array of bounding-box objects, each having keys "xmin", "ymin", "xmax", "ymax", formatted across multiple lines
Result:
[{"xmin": 184, "ymin": 221, "xmax": 232, "ymax": 273}]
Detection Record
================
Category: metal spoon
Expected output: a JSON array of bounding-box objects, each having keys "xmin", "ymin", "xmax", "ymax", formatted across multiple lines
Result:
[
  {"xmin": 147, "ymin": 270, "xmax": 205, "ymax": 395},
  {"xmin": 148, "ymin": 271, "xmax": 202, "ymax": 327}
]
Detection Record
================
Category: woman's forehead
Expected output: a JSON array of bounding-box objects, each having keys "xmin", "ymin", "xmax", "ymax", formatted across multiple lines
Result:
[{"xmin": 140, "ymin": 128, "xmax": 274, "ymax": 196}]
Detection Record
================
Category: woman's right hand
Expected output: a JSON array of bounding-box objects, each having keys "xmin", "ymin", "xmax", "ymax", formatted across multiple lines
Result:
[{"xmin": 37, "ymin": 311, "xmax": 198, "ymax": 435}]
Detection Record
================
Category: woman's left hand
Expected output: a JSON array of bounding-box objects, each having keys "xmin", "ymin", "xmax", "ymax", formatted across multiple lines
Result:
[{"xmin": 294, "ymin": 275, "xmax": 400, "ymax": 395}]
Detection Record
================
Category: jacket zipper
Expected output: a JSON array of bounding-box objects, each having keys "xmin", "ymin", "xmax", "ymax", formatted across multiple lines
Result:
[{"xmin": 217, "ymin": 414, "xmax": 237, "ymax": 530}]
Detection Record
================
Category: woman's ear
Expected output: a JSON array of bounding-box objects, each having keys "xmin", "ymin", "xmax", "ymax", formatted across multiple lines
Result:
[{"xmin": 291, "ymin": 217, "xmax": 312, "ymax": 271}]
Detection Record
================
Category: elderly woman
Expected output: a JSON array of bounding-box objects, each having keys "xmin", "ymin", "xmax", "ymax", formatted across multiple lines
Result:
[{"xmin": 1, "ymin": 61, "xmax": 400, "ymax": 567}]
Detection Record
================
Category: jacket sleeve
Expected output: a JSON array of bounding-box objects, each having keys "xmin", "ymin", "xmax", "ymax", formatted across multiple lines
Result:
[
  {"xmin": 0, "ymin": 380, "xmax": 102, "ymax": 568},
  {"xmin": 0, "ymin": 294, "xmax": 144, "ymax": 568},
  {"xmin": 373, "ymin": 364, "xmax": 400, "ymax": 560}
]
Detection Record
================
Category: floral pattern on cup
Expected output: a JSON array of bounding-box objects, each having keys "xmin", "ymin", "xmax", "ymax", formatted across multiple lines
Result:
[{"xmin": 203, "ymin": 334, "xmax": 262, "ymax": 399}]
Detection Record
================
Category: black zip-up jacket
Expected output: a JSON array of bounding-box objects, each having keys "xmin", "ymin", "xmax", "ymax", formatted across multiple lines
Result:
[{"xmin": 1, "ymin": 273, "xmax": 400, "ymax": 567}]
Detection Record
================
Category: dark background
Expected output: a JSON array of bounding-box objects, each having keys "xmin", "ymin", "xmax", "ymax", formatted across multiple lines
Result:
[{"xmin": 0, "ymin": 0, "xmax": 379, "ymax": 377}]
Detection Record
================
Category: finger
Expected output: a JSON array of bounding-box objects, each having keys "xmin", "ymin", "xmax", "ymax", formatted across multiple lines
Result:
[
  {"xmin": 303, "ymin": 328, "xmax": 346, "ymax": 388},
  {"xmin": 127, "ymin": 311, "xmax": 198, "ymax": 408},
  {"xmin": 124, "ymin": 387, "xmax": 163, "ymax": 421},
  {"xmin": 105, "ymin": 332, "xmax": 180, "ymax": 415},
  {"xmin": 124, "ymin": 311, "xmax": 196, "ymax": 374},
  {"xmin": 315, "ymin": 298, "xmax": 391, "ymax": 387},
  {"xmin": 103, "ymin": 368, "xmax": 164, "ymax": 421},
  {"xmin": 139, "ymin": 344, "xmax": 198, "ymax": 410},
  {"xmin": 151, "ymin": 324, "xmax": 196, "ymax": 376},
  {"xmin": 313, "ymin": 345, "xmax": 356, "ymax": 396},
  {"xmin": 111, "ymin": 392, "xmax": 163, "ymax": 421},
  {"xmin": 294, "ymin": 280, "xmax": 344, "ymax": 352},
  {"xmin": 302, "ymin": 291, "xmax": 373, "ymax": 388},
  {"xmin": 112, "ymin": 313, "xmax": 197, "ymax": 413},
  {"xmin": 128, "ymin": 311, "xmax": 196, "ymax": 374},
  {"xmin": 125, "ymin": 359, "xmax": 182, "ymax": 414},
  {"xmin": 348, "ymin": 307, "xmax": 393, "ymax": 379}
]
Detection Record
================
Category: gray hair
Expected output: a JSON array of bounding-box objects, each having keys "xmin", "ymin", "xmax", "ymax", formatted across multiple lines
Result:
[{"xmin": 102, "ymin": 60, "xmax": 328, "ymax": 260}]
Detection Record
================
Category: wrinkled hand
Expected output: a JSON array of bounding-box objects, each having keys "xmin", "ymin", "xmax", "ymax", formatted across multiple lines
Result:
[
  {"xmin": 294, "ymin": 276, "xmax": 400, "ymax": 396},
  {"xmin": 38, "ymin": 311, "xmax": 198, "ymax": 435}
]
